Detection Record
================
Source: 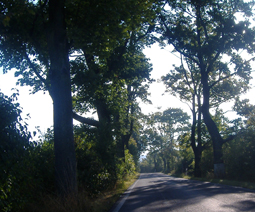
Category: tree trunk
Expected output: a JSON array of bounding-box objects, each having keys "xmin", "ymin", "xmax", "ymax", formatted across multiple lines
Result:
[
  {"xmin": 194, "ymin": 151, "xmax": 202, "ymax": 177},
  {"xmin": 153, "ymin": 154, "xmax": 157, "ymax": 172},
  {"xmin": 201, "ymin": 68, "xmax": 225, "ymax": 178},
  {"xmin": 214, "ymin": 163, "xmax": 225, "ymax": 178},
  {"xmin": 118, "ymin": 134, "xmax": 131, "ymax": 162},
  {"xmin": 166, "ymin": 159, "xmax": 170, "ymax": 173},
  {"xmin": 161, "ymin": 156, "xmax": 166, "ymax": 173},
  {"xmin": 95, "ymin": 99, "xmax": 114, "ymax": 162},
  {"xmin": 95, "ymin": 99, "xmax": 118, "ymax": 184},
  {"xmin": 190, "ymin": 94, "xmax": 202, "ymax": 177},
  {"xmin": 48, "ymin": 0, "xmax": 77, "ymax": 196},
  {"xmin": 196, "ymin": 96, "xmax": 203, "ymax": 177}
]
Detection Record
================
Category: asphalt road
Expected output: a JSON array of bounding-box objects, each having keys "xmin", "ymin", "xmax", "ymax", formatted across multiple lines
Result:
[{"xmin": 110, "ymin": 173, "xmax": 255, "ymax": 212}]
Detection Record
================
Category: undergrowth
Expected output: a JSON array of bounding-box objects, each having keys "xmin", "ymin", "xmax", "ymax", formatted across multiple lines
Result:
[{"xmin": 22, "ymin": 173, "xmax": 139, "ymax": 212}]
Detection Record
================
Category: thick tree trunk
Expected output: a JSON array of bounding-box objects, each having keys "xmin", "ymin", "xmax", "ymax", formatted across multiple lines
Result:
[
  {"xmin": 201, "ymin": 69, "xmax": 225, "ymax": 178},
  {"xmin": 95, "ymin": 98, "xmax": 117, "ymax": 181},
  {"xmin": 117, "ymin": 137, "xmax": 125, "ymax": 160},
  {"xmin": 202, "ymin": 99, "xmax": 225, "ymax": 178},
  {"xmin": 194, "ymin": 151, "xmax": 202, "ymax": 177},
  {"xmin": 118, "ymin": 85, "xmax": 134, "ymax": 161},
  {"xmin": 214, "ymin": 163, "xmax": 225, "ymax": 178},
  {"xmin": 48, "ymin": 0, "xmax": 77, "ymax": 196},
  {"xmin": 119, "ymin": 134, "xmax": 131, "ymax": 161}
]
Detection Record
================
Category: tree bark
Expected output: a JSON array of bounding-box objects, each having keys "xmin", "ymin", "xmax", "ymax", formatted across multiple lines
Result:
[
  {"xmin": 48, "ymin": 0, "xmax": 77, "ymax": 196},
  {"xmin": 166, "ymin": 159, "xmax": 170, "ymax": 173},
  {"xmin": 162, "ymin": 156, "xmax": 166, "ymax": 173},
  {"xmin": 190, "ymin": 93, "xmax": 203, "ymax": 177},
  {"xmin": 72, "ymin": 112, "xmax": 99, "ymax": 127},
  {"xmin": 201, "ymin": 68, "xmax": 225, "ymax": 178},
  {"xmin": 194, "ymin": 150, "xmax": 202, "ymax": 177},
  {"xmin": 191, "ymin": 95, "xmax": 202, "ymax": 177}
]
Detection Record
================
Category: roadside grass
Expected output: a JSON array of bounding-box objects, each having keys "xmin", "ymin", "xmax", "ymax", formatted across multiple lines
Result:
[
  {"xmin": 91, "ymin": 173, "xmax": 140, "ymax": 212},
  {"xmin": 170, "ymin": 173, "xmax": 255, "ymax": 190},
  {"xmin": 23, "ymin": 173, "xmax": 139, "ymax": 212}
]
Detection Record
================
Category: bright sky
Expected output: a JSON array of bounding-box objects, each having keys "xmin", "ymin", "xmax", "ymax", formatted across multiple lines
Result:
[
  {"xmin": 0, "ymin": 69, "xmax": 53, "ymax": 134},
  {"xmin": 0, "ymin": 43, "xmax": 254, "ymax": 136}
]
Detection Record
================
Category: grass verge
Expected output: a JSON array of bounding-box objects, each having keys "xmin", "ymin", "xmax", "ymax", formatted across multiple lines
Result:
[
  {"xmin": 23, "ymin": 173, "xmax": 140, "ymax": 212},
  {"xmin": 92, "ymin": 173, "xmax": 140, "ymax": 212},
  {"xmin": 170, "ymin": 173, "xmax": 255, "ymax": 190}
]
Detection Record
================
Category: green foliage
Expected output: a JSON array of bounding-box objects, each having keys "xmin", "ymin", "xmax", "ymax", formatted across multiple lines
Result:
[
  {"xmin": 0, "ymin": 91, "xmax": 31, "ymax": 211},
  {"xmin": 159, "ymin": 0, "xmax": 255, "ymax": 177},
  {"xmin": 73, "ymin": 124, "xmax": 139, "ymax": 197},
  {"xmin": 223, "ymin": 135, "xmax": 255, "ymax": 182},
  {"xmin": 1, "ymin": 0, "xmax": 160, "ymax": 200},
  {"xmin": 128, "ymin": 137, "xmax": 140, "ymax": 169},
  {"xmin": 74, "ymin": 125, "xmax": 111, "ymax": 195},
  {"xmin": 30, "ymin": 130, "xmax": 55, "ymax": 192},
  {"xmin": 117, "ymin": 149, "xmax": 136, "ymax": 180},
  {"xmin": 141, "ymin": 108, "xmax": 190, "ymax": 173},
  {"xmin": 0, "ymin": 92, "xmax": 55, "ymax": 211},
  {"xmin": 223, "ymin": 104, "xmax": 255, "ymax": 182},
  {"xmin": 177, "ymin": 133, "xmax": 195, "ymax": 174},
  {"xmin": 139, "ymin": 155, "xmax": 156, "ymax": 173},
  {"xmin": 200, "ymin": 146, "xmax": 214, "ymax": 178}
]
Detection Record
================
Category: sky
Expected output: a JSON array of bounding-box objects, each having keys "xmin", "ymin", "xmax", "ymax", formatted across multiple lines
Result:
[{"xmin": 0, "ymin": 43, "xmax": 255, "ymax": 137}]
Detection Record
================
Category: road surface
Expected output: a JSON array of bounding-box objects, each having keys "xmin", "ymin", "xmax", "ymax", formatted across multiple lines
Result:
[{"xmin": 110, "ymin": 173, "xmax": 255, "ymax": 212}]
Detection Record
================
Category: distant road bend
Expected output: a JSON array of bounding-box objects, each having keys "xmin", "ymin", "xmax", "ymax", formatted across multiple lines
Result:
[{"xmin": 110, "ymin": 173, "xmax": 255, "ymax": 212}]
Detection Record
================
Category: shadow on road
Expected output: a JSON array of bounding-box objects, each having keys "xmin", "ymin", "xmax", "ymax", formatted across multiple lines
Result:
[{"xmin": 114, "ymin": 173, "xmax": 255, "ymax": 212}]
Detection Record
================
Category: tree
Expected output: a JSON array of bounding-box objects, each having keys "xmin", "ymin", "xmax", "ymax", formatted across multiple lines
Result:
[
  {"xmin": 140, "ymin": 152, "xmax": 162, "ymax": 172},
  {"xmin": 162, "ymin": 56, "xmax": 205, "ymax": 176},
  {"xmin": 0, "ymin": 0, "xmax": 162, "ymax": 196},
  {"xmin": 162, "ymin": 54, "xmax": 238, "ymax": 177},
  {"xmin": 159, "ymin": 0, "xmax": 255, "ymax": 177},
  {"xmin": 71, "ymin": 47, "xmax": 153, "ymax": 162},
  {"xmin": 223, "ymin": 100, "xmax": 255, "ymax": 181},
  {"xmin": 0, "ymin": 91, "xmax": 32, "ymax": 211},
  {"xmin": 68, "ymin": 0, "xmax": 161, "ymax": 164},
  {"xmin": 0, "ymin": 0, "xmax": 77, "ymax": 196},
  {"xmin": 158, "ymin": 108, "xmax": 190, "ymax": 172},
  {"xmin": 146, "ymin": 108, "xmax": 190, "ymax": 173},
  {"xmin": 48, "ymin": 0, "xmax": 77, "ymax": 196}
]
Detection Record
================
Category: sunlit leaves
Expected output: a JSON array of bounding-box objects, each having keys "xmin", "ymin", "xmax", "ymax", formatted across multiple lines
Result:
[{"xmin": 160, "ymin": 0, "xmax": 255, "ymax": 64}]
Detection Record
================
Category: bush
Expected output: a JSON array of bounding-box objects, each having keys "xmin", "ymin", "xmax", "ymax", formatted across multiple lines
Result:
[
  {"xmin": 223, "ymin": 130, "xmax": 255, "ymax": 182},
  {"xmin": 0, "ymin": 92, "xmax": 32, "ymax": 211}
]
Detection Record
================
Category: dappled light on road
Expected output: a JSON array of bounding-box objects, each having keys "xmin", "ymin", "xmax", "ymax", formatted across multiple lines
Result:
[{"xmin": 110, "ymin": 173, "xmax": 255, "ymax": 212}]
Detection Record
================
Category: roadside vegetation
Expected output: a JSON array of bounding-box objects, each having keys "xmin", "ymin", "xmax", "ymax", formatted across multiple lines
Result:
[
  {"xmin": 23, "ymin": 173, "xmax": 139, "ymax": 212},
  {"xmin": 0, "ymin": 91, "xmax": 140, "ymax": 211},
  {"xmin": 140, "ymin": 107, "xmax": 255, "ymax": 188}
]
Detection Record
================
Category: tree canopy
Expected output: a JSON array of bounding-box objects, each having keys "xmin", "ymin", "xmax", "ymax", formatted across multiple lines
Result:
[{"xmin": 158, "ymin": 0, "xmax": 255, "ymax": 177}]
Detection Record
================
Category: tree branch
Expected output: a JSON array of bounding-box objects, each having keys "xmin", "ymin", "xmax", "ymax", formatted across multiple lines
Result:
[
  {"xmin": 209, "ymin": 71, "xmax": 236, "ymax": 89},
  {"xmin": 72, "ymin": 112, "xmax": 99, "ymax": 127},
  {"xmin": 222, "ymin": 134, "xmax": 235, "ymax": 144},
  {"xmin": 25, "ymin": 53, "xmax": 53, "ymax": 96},
  {"xmin": 159, "ymin": 14, "xmax": 199, "ymax": 66}
]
